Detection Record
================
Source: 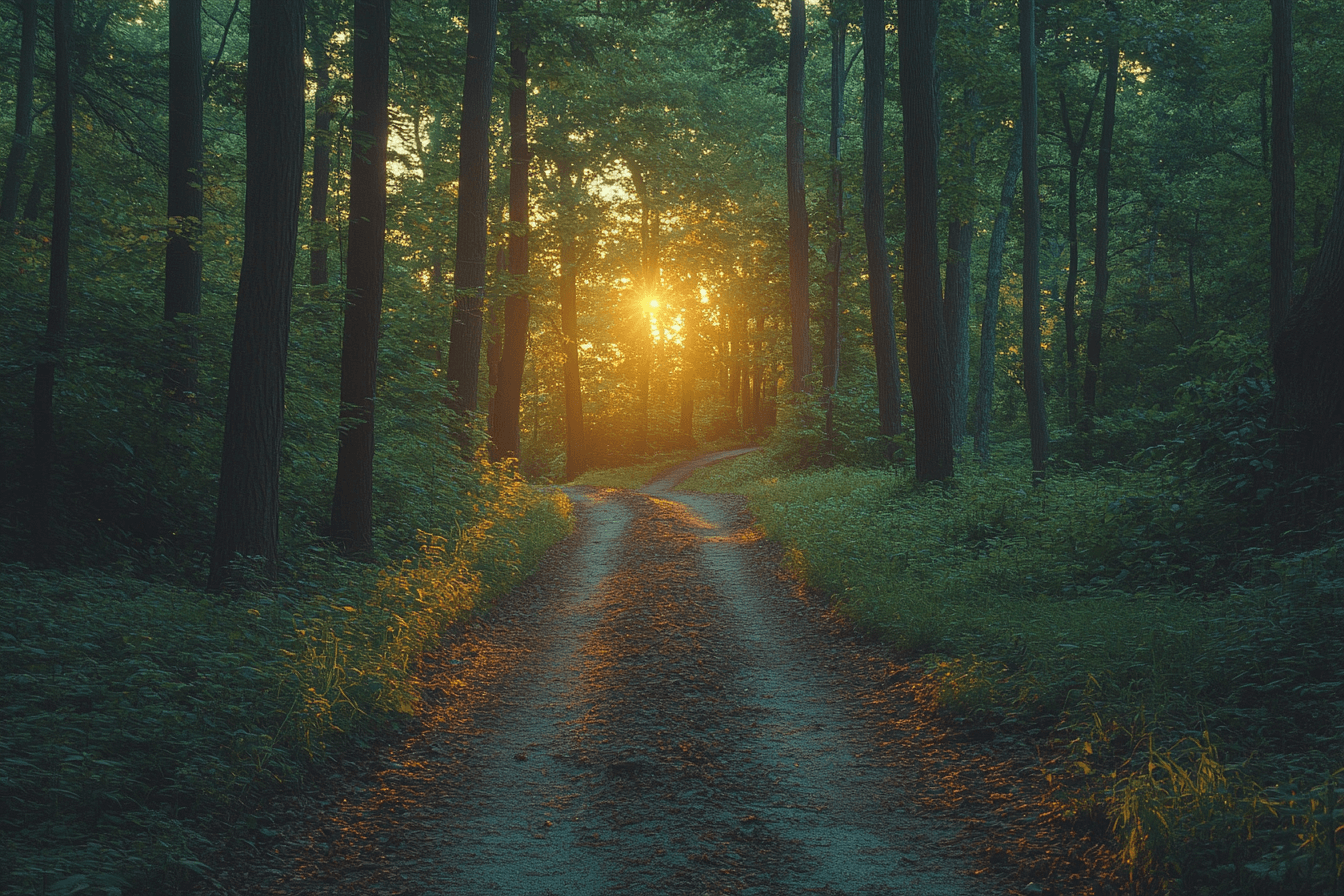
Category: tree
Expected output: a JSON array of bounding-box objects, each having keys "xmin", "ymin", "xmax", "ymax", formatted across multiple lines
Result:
[
  {"xmin": 164, "ymin": 0, "xmax": 204, "ymax": 401},
  {"xmin": 897, "ymin": 0, "xmax": 954, "ymax": 482},
  {"xmin": 309, "ymin": 6, "xmax": 337, "ymax": 293},
  {"xmin": 786, "ymin": 0, "xmax": 812, "ymax": 394},
  {"xmin": 822, "ymin": 0, "xmax": 849, "ymax": 447},
  {"xmin": 1020, "ymin": 0, "xmax": 1047, "ymax": 479},
  {"xmin": 1056, "ymin": 71, "xmax": 1102, "ymax": 422},
  {"xmin": 328, "ymin": 0, "xmax": 391, "ymax": 554},
  {"xmin": 0, "ymin": 0, "xmax": 38, "ymax": 223},
  {"xmin": 444, "ymin": 0, "xmax": 499, "ymax": 423},
  {"xmin": 208, "ymin": 0, "xmax": 306, "ymax": 590},
  {"xmin": 1269, "ymin": 0, "xmax": 1294, "ymax": 343},
  {"xmin": 862, "ymin": 0, "xmax": 901, "ymax": 454},
  {"xmin": 490, "ymin": 11, "xmax": 531, "ymax": 462},
  {"xmin": 973, "ymin": 128, "xmax": 1021, "ymax": 463},
  {"xmin": 556, "ymin": 157, "xmax": 586, "ymax": 478},
  {"xmin": 30, "ymin": 0, "xmax": 72, "ymax": 563},
  {"xmin": 1081, "ymin": 0, "xmax": 1119, "ymax": 412}
]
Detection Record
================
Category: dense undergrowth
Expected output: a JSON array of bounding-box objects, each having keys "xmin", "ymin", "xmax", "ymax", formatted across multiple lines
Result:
[
  {"xmin": 686, "ymin": 368, "xmax": 1344, "ymax": 895},
  {"xmin": 0, "ymin": 464, "xmax": 569, "ymax": 896}
]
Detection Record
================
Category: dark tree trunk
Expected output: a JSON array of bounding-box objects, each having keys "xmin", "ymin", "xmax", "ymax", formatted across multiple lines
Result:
[
  {"xmin": 1272, "ymin": 145, "xmax": 1344, "ymax": 473},
  {"xmin": 309, "ymin": 17, "xmax": 333, "ymax": 292},
  {"xmin": 863, "ymin": 0, "xmax": 902, "ymax": 453},
  {"xmin": 786, "ymin": 0, "xmax": 812, "ymax": 393},
  {"xmin": 823, "ymin": 3, "xmax": 847, "ymax": 446},
  {"xmin": 165, "ymin": 0, "xmax": 204, "ymax": 401},
  {"xmin": 557, "ymin": 159, "xmax": 586, "ymax": 478},
  {"xmin": 1020, "ymin": 0, "xmax": 1048, "ymax": 479},
  {"xmin": 23, "ymin": 160, "xmax": 47, "ymax": 221},
  {"xmin": 727, "ymin": 309, "xmax": 740, "ymax": 427},
  {"xmin": 1269, "ymin": 0, "xmax": 1295, "ymax": 342},
  {"xmin": 973, "ymin": 128, "xmax": 1022, "ymax": 462},
  {"xmin": 1082, "ymin": 5, "xmax": 1119, "ymax": 412},
  {"xmin": 328, "ymin": 0, "xmax": 390, "ymax": 554},
  {"xmin": 208, "ymin": 0, "xmax": 306, "ymax": 590},
  {"xmin": 741, "ymin": 314, "xmax": 756, "ymax": 431},
  {"xmin": 897, "ymin": 0, "xmax": 953, "ymax": 482},
  {"xmin": 444, "ymin": 0, "xmax": 499, "ymax": 421},
  {"xmin": 0, "ymin": 0, "xmax": 38, "ymax": 223},
  {"xmin": 491, "ymin": 30, "xmax": 530, "ymax": 461},
  {"xmin": 1058, "ymin": 72, "xmax": 1102, "ymax": 422},
  {"xmin": 944, "ymin": 214, "xmax": 973, "ymax": 447},
  {"xmin": 30, "ymin": 0, "xmax": 72, "ymax": 564}
]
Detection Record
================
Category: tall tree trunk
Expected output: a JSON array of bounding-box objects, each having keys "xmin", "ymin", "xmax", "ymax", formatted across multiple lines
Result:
[
  {"xmin": 1269, "ymin": 0, "xmax": 1294, "ymax": 343},
  {"xmin": 944, "ymin": 207, "xmax": 974, "ymax": 447},
  {"xmin": 973, "ymin": 128, "xmax": 1022, "ymax": 462},
  {"xmin": 557, "ymin": 159, "xmax": 586, "ymax": 478},
  {"xmin": 1082, "ymin": 5, "xmax": 1119, "ymax": 412},
  {"xmin": 1020, "ymin": 0, "xmax": 1048, "ymax": 479},
  {"xmin": 823, "ymin": 3, "xmax": 847, "ymax": 446},
  {"xmin": 727, "ymin": 309, "xmax": 740, "ymax": 427},
  {"xmin": 444, "ymin": 0, "xmax": 499, "ymax": 421},
  {"xmin": 0, "ymin": 0, "xmax": 38, "ymax": 223},
  {"xmin": 863, "ymin": 0, "xmax": 902, "ymax": 454},
  {"xmin": 680, "ymin": 308, "xmax": 695, "ymax": 439},
  {"xmin": 786, "ymin": 0, "xmax": 812, "ymax": 393},
  {"xmin": 632, "ymin": 167, "xmax": 657, "ymax": 453},
  {"xmin": 897, "ymin": 0, "xmax": 953, "ymax": 482},
  {"xmin": 741, "ymin": 314, "xmax": 757, "ymax": 431},
  {"xmin": 1058, "ymin": 72, "xmax": 1101, "ymax": 422},
  {"xmin": 309, "ymin": 17, "xmax": 333, "ymax": 292},
  {"xmin": 165, "ymin": 0, "xmax": 204, "ymax": 401},
  {"xmin": 1272, "ymin": 145, "xmax": 1344, "ymax": 473},
  {"xmin": 328, "ymin": 0, "xmax": 390, "ymax": 554},
  {"xmin": 491, "ymin": 28, "xmax": 530, "ymax": 461},
  {"xmin": 30, "ymin": 0, "xmax": 73, "ymax": 564},
  {"xmin": 208, "ymin": 0, "xmax": 306, "ymax": 590}
]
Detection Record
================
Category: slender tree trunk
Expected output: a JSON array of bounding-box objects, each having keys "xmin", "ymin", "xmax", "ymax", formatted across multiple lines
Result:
[
  {"xmin": 208, "ymin": 0, "xmax": 305, "ymax": 590},
  {"xmin": 863, "ymin": 0, "xmax": 902, "ymax": 454},
  {"xmin": 632, "ymin": 167, "xmax": 657, "ymax": 453},
  {"xmin": 727, "ymin": 309, "xmax": 740, "ymax": 427},
  {"xmin": 897, "ymin": 0, "xmax": 953, "ymax": 481},
  {"xmin": 1272, "ymin": 144, "xmax": 1344, "ymax": 473},
  {"xmin": 823, "ymin": 3, "xmax": 847, "ymax": 446},
  {"xmin": 491, "ymin": 29, "xmax": 530, "ymax": 461},
  {"xmin": 310, "ymin": 19, "xmax": 333, "ymax": 292},
  {"xmin": 557, "ymin": 159, "xmax": 586, "ymax": 478},
  {"xmin": 944, "ymin": 211, "xmax": 974, "ymax": 447},
  {"xmin": 165, "ymin": 0, "xmax": 204, "ymax": 401},
  {"xmin": 1058, "ymin": 73, "xmax": 1101, "ymax": 422},
  {"xmin": 30, "ymin": 0, "xmax": 72, "ymax": 564},
  {"xmin": 786, "ymin": 0, "xmax": 812, "ymax": 394},
  {"xmin": 973, "ymin": 129, "xmax": 1021, "ymax": 463},
  {"xmin": 0, "ymin": 0, "xmax": 38, "ymax": 223},
  {"xmin": 444, "ymin": 0, "xmax": 499, "ymax": 421},
  {"xmin": 741, "ymin": 314, "xmax": 756, "ymax": 431},
  {"xmin": 1020, "ymin": 0, "xmax": 1048, "ymax": 479},
  {"xmin": 1082, "ymin": 5, "xmax": 1119, "ymax": 412},
  {"xmin": 680, "ymin": 308, "xmax": 694, "ymax": 439},
  {"xmin": 1269, "ymin": 0, "xmax": 1295, "ymax": 343},
  {"xmin": 328, "ymin": 0, "xmax": 390, "ymax": 554}
]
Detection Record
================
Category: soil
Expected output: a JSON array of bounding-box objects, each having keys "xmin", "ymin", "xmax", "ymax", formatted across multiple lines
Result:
[{"xmin": 208, "ymin": 450, "xmax": 1123, "ymax": 895}]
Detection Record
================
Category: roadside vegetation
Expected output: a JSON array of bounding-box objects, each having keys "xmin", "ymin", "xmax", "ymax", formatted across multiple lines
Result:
[{"xmin": 685, "ymin": 363, "xmax": 1344, "ymax": 896}]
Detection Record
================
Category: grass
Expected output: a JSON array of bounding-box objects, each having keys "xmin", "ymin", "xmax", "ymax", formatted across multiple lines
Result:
[
  {"xmin": 684, "ymin": 444, "xmax": 1344, "ymax": 895},
  {"xmin": 569, "ymin": 438, "xmax": 748, "ymax": 490},
  {"xmin": 0, "ymin": 463, "xmax": 570, "ymax": 896}
]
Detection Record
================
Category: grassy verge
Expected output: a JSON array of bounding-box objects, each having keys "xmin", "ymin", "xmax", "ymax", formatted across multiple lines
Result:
[
  {"xmin": 685, "ymin": 446, "xmax": 1344, "ymax": 895},
  {"xmin": 0, "ymin": 464, "xmax": 570, "ymax": 896},
  {"xmin": 569, "ymin": 438, "xmax": 748, "ymax": 490}
]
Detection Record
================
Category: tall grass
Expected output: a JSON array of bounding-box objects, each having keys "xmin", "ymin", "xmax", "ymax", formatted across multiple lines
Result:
[{"xmin": 685, "ymin": 446, "xmax": 1344, "ymax": 894}]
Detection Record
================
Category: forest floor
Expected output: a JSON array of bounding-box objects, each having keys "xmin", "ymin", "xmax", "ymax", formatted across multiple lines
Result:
[{"xmin": 202, "ymin": 450, "xmax": 1121, "ymax": 895}]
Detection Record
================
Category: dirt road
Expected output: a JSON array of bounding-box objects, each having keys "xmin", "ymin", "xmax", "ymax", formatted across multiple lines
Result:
[{"xmin": 221, "ymin": 453, "xmax": 1110, "ymax": 895}]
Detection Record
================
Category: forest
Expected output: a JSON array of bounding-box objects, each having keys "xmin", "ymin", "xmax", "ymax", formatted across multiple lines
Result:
[{"xmin": 2, "ymin": 0, "xmax": 1343, "ymax": 892}]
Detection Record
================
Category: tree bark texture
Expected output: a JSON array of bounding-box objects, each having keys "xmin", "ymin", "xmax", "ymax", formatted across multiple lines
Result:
[
  {"xmin": 30, "ymin": 0, "xmax": 73, "ymax": 563},
  {"xmin": 1269, "ymin": 0, "xmax": 1295, "ymax": 343},
  {"xmin": 491, "ymin": 33, "xmax": 531, "ymax": 461},
  {"xmin": 863, "ymin": 0, "xmax": 902, "ymax": 452},
  {"xmin": 1272, "ymin": 145, "xmax": 1344, "ymax": 474},
  {"xmin": 309, "ymin": 18, "xmax": 333, "ymax": 291},
  {"xmin": 973, "ymin": 128, "xmax": 1022, "ymax": 463},
  {"xmin": 557, "ymin": 159, "xmax": 586, "ymax": 478},
  {"xmin": 164, "ymin": 0, "xmax": 204, "ymax": 401},
  {"xmin": 1020, "ymin": 0, "xmax": 1048, "ymax": 479},
  {"xmin": 328, "ymin": 0, "xmax": 390, "ymax": 554},
  {"xmin": 823, "ymin": 5, "xmax": 847, "ymax": 413},
  {"xmin": 897, "ymin": 0, "xmax": 954, "ymax": 482},
  {"xmin": 786, "ymin": 0, "xmax": 812, "ymax": 394},
  {"xmin": 1082, "ymin": 6, "xmax": 1118, "ymax": 412},
  {"xmin": 208, "ymin": 0, "xmax": 306, "ymax": 590},
  {"xmin": 444, "ymin": 0, "xmax": 499, "ymax": 419},
  {"xmin": 0, "ymin": 0, "xmax": 38, "ymax": 223}
]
